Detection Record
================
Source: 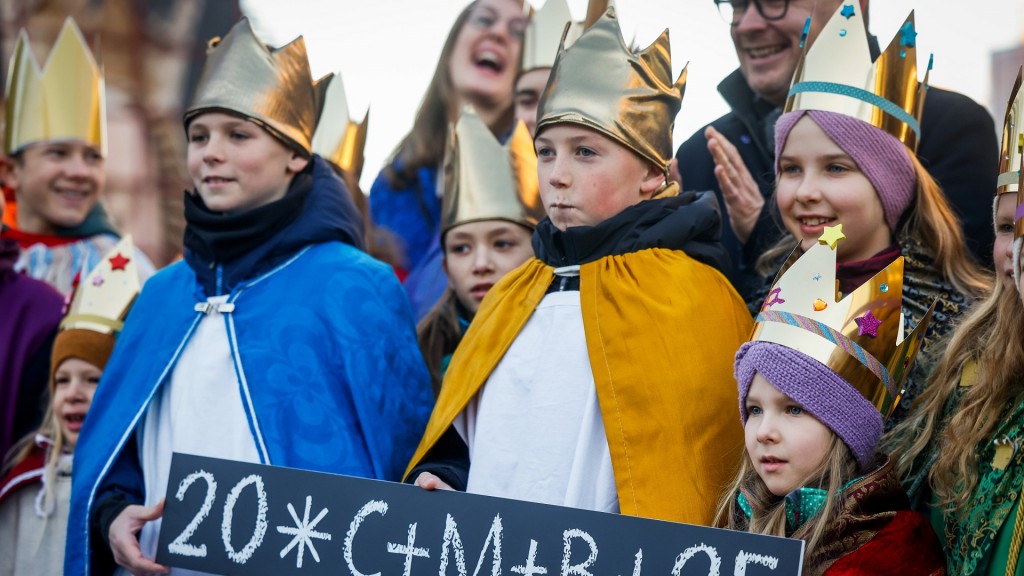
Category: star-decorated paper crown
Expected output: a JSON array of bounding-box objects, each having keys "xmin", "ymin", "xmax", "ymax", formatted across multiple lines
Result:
[
  {"xmin": 4, "ymin": 17, "xmax": 106, "ymax": 156},
  {"xmin": 311, "ymin": 74, "xmax": 369, "ymax": 180},
  {"xmin": 784, "ymin": 3, "xmax": 929, "ymax": 151},
  {"xmin": 535, "ymin": 6, "xmax": 686, "ymax": 173},
  {"xmin": 999, "ymin": 67, "xmax": 1023, "ymax": 196},
  {"xmin": 752, "ymin": 225, "xmax": 936, "ymax": 418},
  {"xmin": 61, "ymin": 235, "xmax": 141, "ymax": 336},
  {"xmin": 441, "ymin": 108, "xmax": 543, "ymax": 236},
  {"xmin": 184, "ymin": 18, "xmax": 330, "ymax": 156},
  {"xmin": 520, "ymin": 0, "xmax": 610, "ymax": 73}
]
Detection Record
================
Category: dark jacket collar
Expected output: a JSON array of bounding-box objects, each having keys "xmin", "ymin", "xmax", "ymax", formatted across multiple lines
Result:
[
  {"xmin": 184, "ymin": 155, "xmax": 365, "ymax": 296},
  {"xmin": 532, "ymin": 191, "xmax": 731, "ymax": 275}
]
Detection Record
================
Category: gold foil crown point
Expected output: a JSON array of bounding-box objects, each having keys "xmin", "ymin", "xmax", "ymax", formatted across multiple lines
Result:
[
  {"xmin": 521, "ymin": 0, "xmax": 610, "ymax": 72},
  {"xmin": 61, "ymin": 235, "xmax": 141, "ymax": 336},
  {"xmin": 185, "ymin": 18, "xmax": 325, "ymax": 155},
  {"xmin": 311, "ymin": 74, "xmax": 369, "ymax": 180},
  {"xmin": 4, "ymin": 17, "xmax": 106, "ymax": 155},
  {"xmin": 441, "ymin": 108, "xmax": 543, "ymax": 235},
  {"xmin": 752, "ymin": 228, "xmax": 936, "ymax": 419},
  {"xmin": 535, "ymin": 6, "xmax": 686, "ymax": 172},
  {"xmin": 784, "ymin": 4, "xmax": 928, "ymax": 150},
  {"xmin": 998, "ymin": 67, "xmax": 1023, "ymax": 195}
]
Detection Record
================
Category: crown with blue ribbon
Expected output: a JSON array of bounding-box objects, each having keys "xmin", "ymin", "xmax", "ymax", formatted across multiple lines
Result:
[
  {"xmin": 784, "ymin": 3, "xmax": 929, "ymax": 151},
  {"xmin": 752, "ymin": 225, "xmax": 936, "ymax": 418}
]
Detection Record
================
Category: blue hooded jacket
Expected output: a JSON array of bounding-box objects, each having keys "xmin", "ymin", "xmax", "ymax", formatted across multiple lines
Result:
[{"xmin": 65, "ymin": 156, "xmax": 434, "ymax": 574}]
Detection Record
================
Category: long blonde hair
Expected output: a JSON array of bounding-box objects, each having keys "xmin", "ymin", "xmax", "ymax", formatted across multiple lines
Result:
[
  {"xmin": 757, "ymin": 150, "xmax": 989, "ymax": 300},
  {"xmin": 717, "ymin": 434, "xmax": 858, "ymax": 569},
  {"xmin": 1, "ymin": 404, "xmax": 65, "ymax": 517},
  {"xmin": 884, "ymin": 278, "xmax": 1024, "ymax": 515}
]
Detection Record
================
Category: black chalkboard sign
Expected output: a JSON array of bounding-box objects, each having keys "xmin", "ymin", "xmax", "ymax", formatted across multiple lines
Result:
[{"xmin": 156, "ymin": 453, "xmax": 804, "ymax": 575}]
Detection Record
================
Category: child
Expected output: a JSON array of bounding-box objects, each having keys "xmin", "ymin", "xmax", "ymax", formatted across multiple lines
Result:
[
  {"xmin": 0, "ymin": 237, "xmax": 140, "ymax": 576},
  {"xmin": 722, "ymin": 232, "xmax": 946, "ymax": 575},
  {"xmin": 885, "ymin": 71, "xmax": 1024, "ymax": 574},
  {"xmin": 752, "ymin": 5, "xmax": 988, "ymax": 426},
  {"xmin": 64, "ymin": 20, "xmax": 433, "ymax": 575},
  {"xmin": 407, "ymin": 8, "xmax": 752, "ymax": 526},
  {"xmin": 418, "ymin": 109, "xmax": 541, "ymax": 393},
  {"xmin": 0, "ymin": 18, "xmax": 154, "ymax": 295}
]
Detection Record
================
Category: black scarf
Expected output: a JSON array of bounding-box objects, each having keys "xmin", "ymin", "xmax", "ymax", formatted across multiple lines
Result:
[{"xmin": 183, "ymin": 170, "xmax": 311, "ymax": 264}]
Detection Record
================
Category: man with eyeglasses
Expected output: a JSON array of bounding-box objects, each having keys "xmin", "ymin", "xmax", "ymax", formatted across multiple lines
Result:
[{"xmin": 675, "ymin": 0, "xmax": 997, "ymax": 302}]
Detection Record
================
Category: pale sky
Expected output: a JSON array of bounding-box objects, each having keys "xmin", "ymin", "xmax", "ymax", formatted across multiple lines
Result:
[{"xmin": 240, "ymin": 0, "xmax": 1023, "ymax": 191}]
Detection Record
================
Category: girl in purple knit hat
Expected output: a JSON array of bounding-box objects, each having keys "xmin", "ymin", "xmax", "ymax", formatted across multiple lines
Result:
[{"xmin": 719, "ymin": 234, "xmax": 946, "ymax": 575}]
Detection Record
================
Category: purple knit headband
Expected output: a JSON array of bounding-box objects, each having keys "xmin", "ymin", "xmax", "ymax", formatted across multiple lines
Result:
[
  {"xmin": 735, "ymin": 341, "xmax": 881, "ymax": 471},
  {"xmin": 774, "ymin": 110, "xmax": 916, "ymax": 232}
]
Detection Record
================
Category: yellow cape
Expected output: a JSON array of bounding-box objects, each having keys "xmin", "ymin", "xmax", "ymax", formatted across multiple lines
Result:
[{"xmin": 406, "ymin": 247, "xmax": 752, "ymax": 525}]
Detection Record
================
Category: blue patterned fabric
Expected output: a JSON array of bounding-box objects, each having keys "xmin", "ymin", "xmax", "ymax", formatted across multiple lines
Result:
[
  {"xmin": 64, "ymin": 244, "xmax": 433, "ymax": 574},
  {"xmin": 368, "ymin": 164, "xmax": 441, "ymax": 272}
]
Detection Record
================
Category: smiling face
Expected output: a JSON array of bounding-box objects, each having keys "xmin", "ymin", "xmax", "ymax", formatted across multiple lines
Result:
[
  {"xmin": 3, "ymin": 140, "xmax": 105, "ymax": 234},
  {"xmin": 52, "ymin": 357, "xmax": 102, "ymax": 451},
  {"xmin": 744, "ymin": 373, "xmax": 833, "ymax": 496},
  {"xmin": 514, "ymin": 67, "xmax": 551, "ymax": 135},
  {"xmin": 731, "ymin": 0, "xmax": 841, "ymax": 106},
  {"xmin": 776, "ymin": 116, "xmax": 893, "ymax": 262},
  {"xmin": 994, "ymin": 193, "xmax": 1017, "ymax": 289},
  {"xmin": 443, "ymin": 219, "xmax": 533, "ymax": 314},
  {"xmin": 186, "ymin": 112, "xmax": 309, "ymax": 215},
  {"xmin": 535, "ymin": 124, "xmax": 664, "ymax": 230},
  {"xmin": 449, "ymin": 0, "xmax": 527, "ymax": 110}
]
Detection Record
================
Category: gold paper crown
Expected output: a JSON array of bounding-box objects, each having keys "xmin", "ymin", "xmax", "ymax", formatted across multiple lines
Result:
[
  {"xmin": 521, "ymin": 0, "xmax": 609, "ymax": 72},
  {"xmin": 185, "ymin": 18, "xmax": 329, "ymax": 155},
  {"xmin": 311, "ymin": 74, "xmax": 369, "ymax": 180},
  {"xmin": 752, "ymin": 226, "xmax": 936, "ymax": 418},
  {"xmin": 441, "ymin": 108, "xmax": 543, "ymax": 235},
  {"xmin": 61, "ymin": 235, "xmax": 141, "ymax": 336},
  {"xmin": 535, "ymin": 6, "xmax": 686, "ymax": 172},
  {"xmin": 4, "ymin": 18, "xmax": 106, "ymax": 155},
  {"xmin": 785, "ymin": 3, "xmax": 929, "ymax": 150},
  {"xmin": 999, "ymin": 67, "xmax": 1023, "ymax": 195}
]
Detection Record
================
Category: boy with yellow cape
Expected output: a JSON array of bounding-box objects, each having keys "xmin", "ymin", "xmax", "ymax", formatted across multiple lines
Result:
[{"xmin": 407, "ymin": 7, "xmax": 752, "ymax": 526}]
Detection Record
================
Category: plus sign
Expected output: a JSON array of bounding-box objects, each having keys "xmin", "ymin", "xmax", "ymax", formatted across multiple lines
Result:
[
  {"xmin": 387, "ymin": 522, "xmax": 430, "ymax": 576},
  {"xmin": 512, "ymin": 540, "xmax": 548, "ymax": 576}
]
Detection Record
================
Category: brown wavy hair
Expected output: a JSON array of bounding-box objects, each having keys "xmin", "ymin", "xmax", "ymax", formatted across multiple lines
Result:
[
  {"xmin": 417, "ymin": 289, "xmax": 464, "ymax": 396},
  {"xmin": 884, "ymin": 278, "xmax": 1024, "ymax": 516},
  {"xmin": 717, "ymin": 434, "xmax": 858, "ymax": 570},
  {"xmin": 757, "ymin": 150, "xmax": 989, "ymax": 300}
]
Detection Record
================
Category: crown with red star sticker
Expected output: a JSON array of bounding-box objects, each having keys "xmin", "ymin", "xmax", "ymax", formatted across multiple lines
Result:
[
  {"xmin": 751, "ymin": 225, "xmax": 937, "ymax": 419},
  {"xmin": 60, "ymin": 235, "xmax": 141, "ymax": 336}
]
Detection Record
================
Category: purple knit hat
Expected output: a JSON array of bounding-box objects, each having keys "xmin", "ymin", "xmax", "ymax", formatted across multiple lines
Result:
[
  {"xmin": 774, "ymin": 110, "xmax": 916, "ymax": 231},
  {"xmin": 735, "ymin": 341, "xmax": 882, "ymax": 471}
]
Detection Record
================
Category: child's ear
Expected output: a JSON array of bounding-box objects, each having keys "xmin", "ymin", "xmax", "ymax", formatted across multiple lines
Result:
[
  {"xmin": 638, "ymin": 161, "xmax": 666, "ymax": 198},
  {"xmin": 286, "ymin": 152, "xmax": 310, "ymax": 175}
]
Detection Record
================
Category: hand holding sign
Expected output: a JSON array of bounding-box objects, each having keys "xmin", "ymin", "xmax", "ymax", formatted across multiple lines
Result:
[
  {"xmin": 157, "ymin": 453, "xmax": 804, "ymax": 575},
  {"xmin": 110, "ymin": 500, "xmax": 169, "ymax": 575}
]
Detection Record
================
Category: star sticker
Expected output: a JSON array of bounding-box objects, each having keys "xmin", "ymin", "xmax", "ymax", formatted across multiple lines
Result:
[
  {"xmin": 108, "ymin": 252, "xmax": 130, "ymax": 271},
  {"xmin": 818, "ymin": 224, "xmax": 846, "ymax": 250},
  {"xmin": 763, "ymin": 287, "xmax": 786, "ymax": 309},
  {"xmin": 840, "ymin": 4, "xmax": 855, "ymax": 19},
  {"xmin": 91, "ymin": 275, "xmax": 105, "ymax": 287},
  {"xmin": 812, "ymin": 273, "xmax": 822, "ymax": 281},
  {"xmin": 855, "ymin": 310, "xmax": 882, "ymax": 338},
  {"xmin": 276, "ymin": 496, "xmax": 331, "ymax": 568},
  {"xmin": 899, "ymin": 22, "xmax": 917, "ymax": 48}
]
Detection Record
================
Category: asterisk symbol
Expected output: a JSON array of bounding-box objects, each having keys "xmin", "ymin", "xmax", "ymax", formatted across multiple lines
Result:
[{"xmin": 277, "ymin": 496, "xmax": 331, "ymax": 568}]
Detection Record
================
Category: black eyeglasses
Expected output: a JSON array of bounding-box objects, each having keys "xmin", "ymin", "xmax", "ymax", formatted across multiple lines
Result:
[{"xmin": 713, "ymin": 0, "xmax": 791, "ymax": 26}]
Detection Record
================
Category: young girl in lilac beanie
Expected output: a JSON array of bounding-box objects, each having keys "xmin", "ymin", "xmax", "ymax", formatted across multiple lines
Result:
[
  {"xmin": 751, "ymin": 4, "xmax": 988, "ymax": 426},
  {"xmin": 720, "ymin": 234, "xmax": 946, "ymax": 575}
]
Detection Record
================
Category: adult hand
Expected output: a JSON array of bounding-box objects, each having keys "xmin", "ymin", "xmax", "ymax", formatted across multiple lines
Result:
[
  {"xmin": 706, "ymin": 126, "xmax": 764, "ymax": 245},
  {"xmin": 414, "ymin": 472, "xmax": 454, "ymax": 491},
  {"xmin": 109, "ymin": 500, "xmax": 169, "ymax": 576}
]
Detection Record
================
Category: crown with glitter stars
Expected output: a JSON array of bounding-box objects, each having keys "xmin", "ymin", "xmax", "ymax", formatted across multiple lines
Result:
[
  {"xmin": 752, "ymin": 225, "xmax": 936, "ymax": 418},
  {"xmin": 999, "ymin": 67, "xmax": 1023, "ymax": 196},
  {"xmin": 784, "ymin": 3, "xmax": 930, "ymax": 150},
  {"xmin": 60, "ymin": 235, "xmax": 141, "ymax": 336},
  {"xmin": 311, "ymin": 74, "xmax": 369, "ymax": 180}
]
